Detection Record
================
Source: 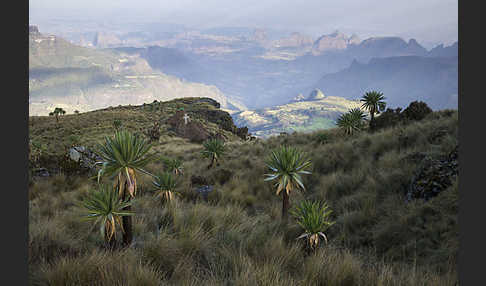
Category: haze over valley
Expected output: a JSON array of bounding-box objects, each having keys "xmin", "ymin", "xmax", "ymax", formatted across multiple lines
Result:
[{"xmin": 29, "ymin": 1, "xmax": 458, "ymax": 136}]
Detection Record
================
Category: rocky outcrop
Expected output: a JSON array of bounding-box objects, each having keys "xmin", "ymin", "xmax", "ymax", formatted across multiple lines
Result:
[
  {"xmin": 407, "ymin": 146, "xmax": 458, "ymax": 201},
  {"xmin": 307, "ymin": 89, "xmax": 326, "ymax": 100},
  {"xmin": 190, "ymin": 175, "xmax": 215, "ymax": 202},
  {"xmin": 164, "ymin": 98, "xmax": 248, "ymax": 142},
  {"xmin": 311, "ymin": 31, "xmax": 360, "ymax": 55},
  {"xmin": 292, "ymin": 93, "xmax": 306, "ymax": 102},
  {"xmin": 194, "ymin": 109, "xmax": 236, "ymax": 132},
  {"xmin": 274, "ymin": 32, "xmax": 313, "ymax": 48},
  {"xmin": 166, "ymin": 110, "xmax": 211, "ymax": 143},
  {"xmin": 68, "ymin": 146, "xmax": 102, "ymax": 170}
]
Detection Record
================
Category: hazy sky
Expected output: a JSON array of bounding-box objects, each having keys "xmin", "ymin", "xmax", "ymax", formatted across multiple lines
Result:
[{"xmin": 29, "ymin": 0, "xmax": 458, "ymax": 48}]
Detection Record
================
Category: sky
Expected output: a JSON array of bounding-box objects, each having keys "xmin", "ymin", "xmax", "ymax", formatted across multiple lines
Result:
[{"xmin": 29, "ymin": 0, "xmax": 458, "ymax": 48}]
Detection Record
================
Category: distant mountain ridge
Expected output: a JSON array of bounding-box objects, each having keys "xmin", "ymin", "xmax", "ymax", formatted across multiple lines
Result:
[
  {"xmin": 312, "ymin": 55, "xmax": 458, "ymax": 110},
  {"xmin": 30, "ymin": 23, "xmax": 457, "ymax": 112},
  {"xmin": 311, "ymin": 31, "xmax": 361, "ymax": 55}
]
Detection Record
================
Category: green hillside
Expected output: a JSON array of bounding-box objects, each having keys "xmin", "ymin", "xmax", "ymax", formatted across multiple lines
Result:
[
  {"xmin": 233, "ymin": 95, "xmax": 362, "ymax": 137},
  {"xmin": 28, "ymin": 98, "xmax": 458, "ymax": 285}
]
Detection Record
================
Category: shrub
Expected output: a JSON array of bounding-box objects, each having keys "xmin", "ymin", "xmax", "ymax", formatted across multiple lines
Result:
[
  {"xmin": 315, "ymin": 133, "xmax": 329, "ymax": 145},
  {"xmin": 372, "ymin": 107, "xmax": 403, "ymax": 131},
  {"xmin": 402, "ymin": 101, "xmax": 433, "ymax": 121},
  {"xmin": 143, "ymin": 121, "xmax": 161, "ymax": 142}
]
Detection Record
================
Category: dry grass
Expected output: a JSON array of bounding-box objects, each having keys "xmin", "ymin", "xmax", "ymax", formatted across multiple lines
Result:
[{"xmin": 28, "ymin": 108, "xmax": 458, "ymax": 285}]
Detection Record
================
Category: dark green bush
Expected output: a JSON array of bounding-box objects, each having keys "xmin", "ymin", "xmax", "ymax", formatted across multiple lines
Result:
[
  {"xmin": 402, "ymin": 101, "xmax": 433, "ymax": 121},
  {"xmin": 371, "ymin": 107, "xmax": 403, "ymax": 131}
]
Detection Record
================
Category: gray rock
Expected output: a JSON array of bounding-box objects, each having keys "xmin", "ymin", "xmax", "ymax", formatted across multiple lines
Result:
[
  {"xmin": 33, "ymin": 168, "xmax": 50, "ymax": 177},
  {"xmin": 196, "ymin": 185, "xmax": 214, "ymax": 201},
  {"xmin": 68, "ymin": 146, "xmax": 102, "ymax": 170}
]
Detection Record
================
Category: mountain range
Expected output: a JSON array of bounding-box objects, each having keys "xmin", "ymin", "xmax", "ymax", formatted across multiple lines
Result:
[
  {"xmin": 312, "ymin": 56, "xmax": 457, "ymax": 110},
  {"xmin": 104, "ymin": 28, "xmax": 457, "ymax": 110},
  {"xmin": 29, "ymin": 23, "xmax": 457, "ymax": 135},
  {"xmin": 29, "ymin": 26, "xmax": 244, "ymax": 116}
]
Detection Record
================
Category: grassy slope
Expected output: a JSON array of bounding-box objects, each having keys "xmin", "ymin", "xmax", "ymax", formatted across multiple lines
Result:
[
  {"xmin": 28, "ymin": 101, "xmax": 458, "ymax": 285},
  {"xmin": 29, "ymin": 98, "xmax": 240, "ymax": 158}
]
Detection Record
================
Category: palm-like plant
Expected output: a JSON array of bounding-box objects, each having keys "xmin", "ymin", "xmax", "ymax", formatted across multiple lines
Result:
[
  {"xmin": 152, "ymin": 172, "xmax": 179, "ymax": 203},
  {"xmin": 113, "ymin": 119, "xmax": 122, "ymax": 131},
  {"xmin": 290, "ymin": 200, "xmax": 335, "ymax": 251},
  {"xmin": 349, "ymin": 107, "xmax": 367, "ymax": 129},
  {"xmin": 337, "ymin": 108, "xmax": 366, "ymax": 135},
  {"xmin": 264, "ymin": 146, "xmax": 312, "ymax": 220},
  {"xmin": 49, "ymin": 107, "xmax": 66, "ymax": 122},
  {"xmin": 80, "ymin": 185, "xmax": 134, "ymax": 248},
  {"xmin": 161, "ymin": 156, "xmax": 184, "ymax": 175},
  {"xmin": 96, "ymin": 130, "xmax": 155, "ymax": 245},
  {"xmin": 361, "ymin": 91, "xmax": 386, "ymax": 125},
  {"xmin": 336, "ymin": 113, "xmax": 357, "ymax": 135},
  {"xmin": 348, "ymin": 108, "xmax": 366, "ymax": 122},
  {"xmin": 201, "ymin": 139, "xmax": 225, "ymax": 169}
]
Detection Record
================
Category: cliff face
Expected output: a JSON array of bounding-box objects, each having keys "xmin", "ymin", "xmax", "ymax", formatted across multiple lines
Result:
[
  {"xmin": 347, "ymin": 37, "xmax": 428, "ymax": 59},
  {"xmin": 93, "ymin": 31, "xmax": 123, "ymax": 48},
  {"xmin": 273, "ymin": 32, "xmax": 313, "ymax": 48},
  {"xmin": 311, "ymin": 31, "xmax": 361, "ymax": 55}
]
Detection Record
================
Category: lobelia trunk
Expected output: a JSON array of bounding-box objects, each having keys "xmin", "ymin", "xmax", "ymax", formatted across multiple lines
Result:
[
  {"xmin": 121, "ymin": 184, "xmax": 133, "ymax": 247},
  {"xmin": 282, "ymin": 191, "xmax": 290, "ymax": 222},
  {"xmin": 105, "ymin": 231, "xmax": 117, "ymax": 250},
  {"xmin": 208, "ymin": 155, "xmax": 215, "ymax": 169},
  {"xmin": 122, "ymin": 204, "xmax": 133, "ymax": 246},
  {"xmin": 369, "ymin": 109, "xmax": 376, "ymax": 130}
]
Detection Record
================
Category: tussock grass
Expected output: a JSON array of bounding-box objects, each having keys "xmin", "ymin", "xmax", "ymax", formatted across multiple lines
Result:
[{"xmin": 28, "ymin": 109, "xmax": 458, "ymax": 285}]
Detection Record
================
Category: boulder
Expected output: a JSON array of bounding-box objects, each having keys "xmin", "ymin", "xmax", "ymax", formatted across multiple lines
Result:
[
  {"xmin": 166, "ymin": 111, "xmax": 211, "ymax": 143},
  {"xmin": 33, "ymin": 167, "xmax": 50, "ymax": 178},
  {"xmin": 68, "ymin": 146, "xmax": 102, "ymax": 170},
  {"xmin": 195, "ymin": 185, "xmax": 214, "ymax": 202},
  {"xmin": 236, "ymin": 127, "xmax": 249, "ymax": 140},
  {"xmin": 407, "ymin": 146, "xmax": 458, "ymax": 201}
]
